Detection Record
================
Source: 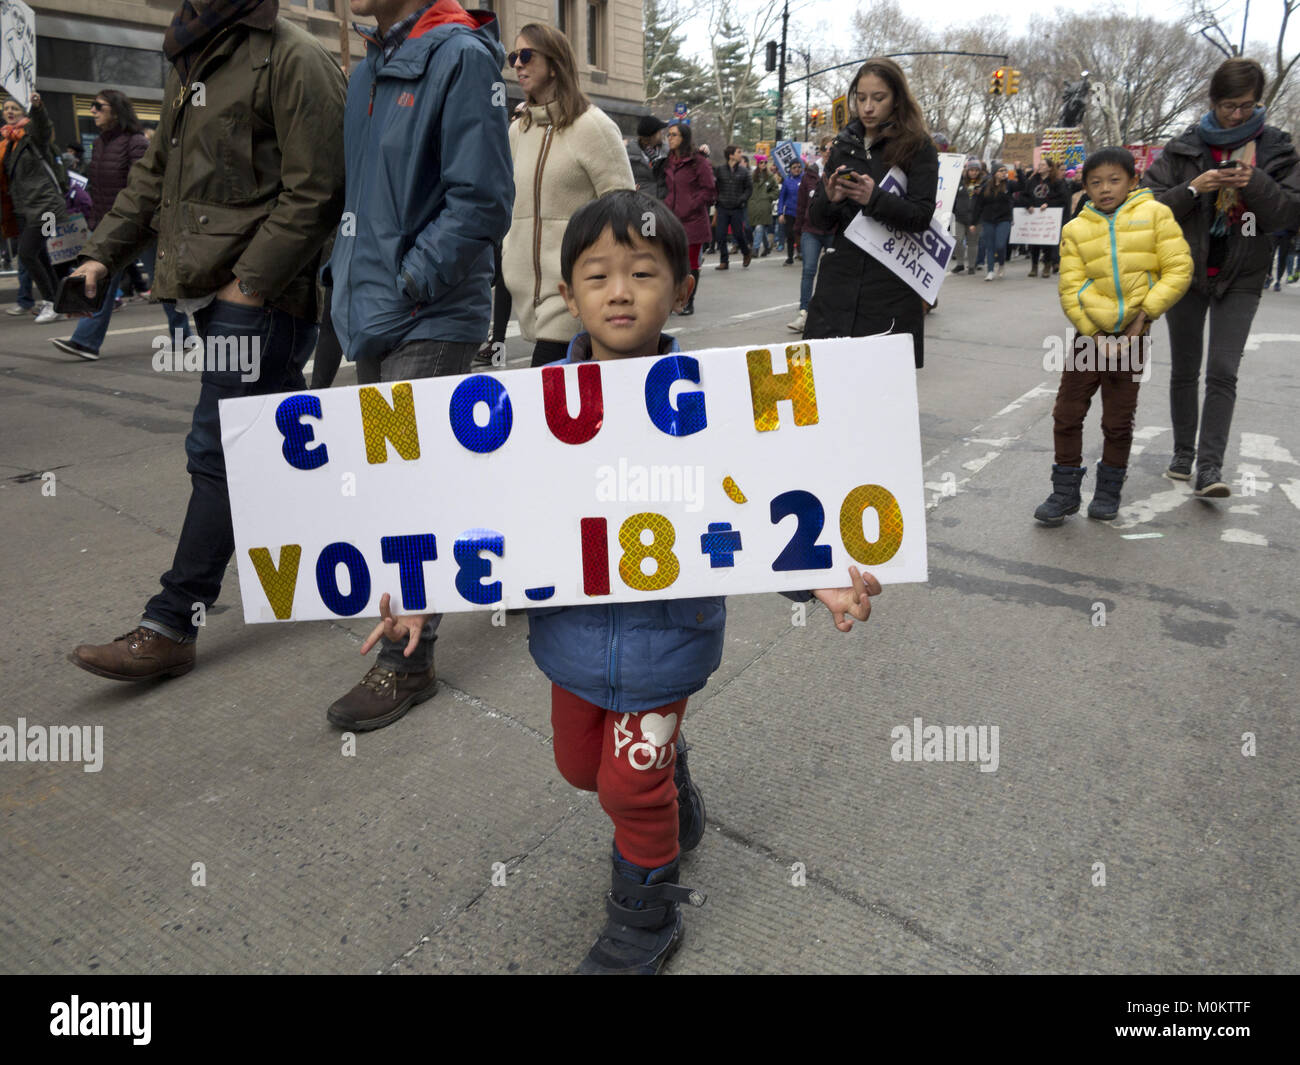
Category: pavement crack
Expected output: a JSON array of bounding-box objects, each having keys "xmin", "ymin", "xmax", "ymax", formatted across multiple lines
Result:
[{"xmin": 705, "ymin": 816, "xmax": 1002, "ymax": 974}]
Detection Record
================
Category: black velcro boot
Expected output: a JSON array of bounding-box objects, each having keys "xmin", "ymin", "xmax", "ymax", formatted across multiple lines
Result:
[
  {"xmin": 1088, "ymin": 462, "xmax": 1127, "ymax": 520},
  {"xmin": 1033, "ymin": 464, "xmax": 1087, "ymax": 526},
  {"xmin": 576, "ymin": 847, "xmax": 706, "ymax": 975},
  {"xmin": 674, "ymin": 733, "xmax": 706, "ymax": 853}
]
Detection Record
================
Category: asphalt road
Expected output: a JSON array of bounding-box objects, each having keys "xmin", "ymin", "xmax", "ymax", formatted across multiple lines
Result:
[{"xmin": 1, "ymin": 254, "xmax": 1296, "ymax": 975}]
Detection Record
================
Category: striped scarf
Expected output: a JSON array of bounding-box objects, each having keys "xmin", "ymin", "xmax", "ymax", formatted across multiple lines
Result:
[{"xmin": 163, "ymin": 0, "xmax": 271, "ymax": 81}]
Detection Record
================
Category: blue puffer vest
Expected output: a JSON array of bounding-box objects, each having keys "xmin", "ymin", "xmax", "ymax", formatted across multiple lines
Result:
[{"xmin": 526, "ymin": 332, "xmax": 727, "ymax": 713}]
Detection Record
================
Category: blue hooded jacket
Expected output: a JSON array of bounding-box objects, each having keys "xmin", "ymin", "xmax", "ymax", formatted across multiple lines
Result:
[
  {"xmin": 326, "ymin": 3, "xmax": 514, "ymax": 361},
  {"xmin": 526, "ymin": 333, "xmax": 727, "ymax": 713}
]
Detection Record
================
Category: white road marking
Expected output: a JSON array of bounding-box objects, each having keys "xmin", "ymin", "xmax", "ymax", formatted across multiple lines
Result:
[
  {"xmin": 1228, "ymin": 504, "xmax": 1261, "ymax": 515},
  {"xmin": 1113, "ymin": 482, "xmax": 1192, "ymax": 529},
  {"xmin": 1221, "ymin": 529, "xmax": 1269, "ymax": 546},
  {"xmin": 1121, "ymin": 532, "xmax": 1164, "ymax": 540},
  {"xmin": 728, "ymin": 301, "xmax": 801, "ymax": 321},
  {"xmin": 1279, "ymin": 479, "xmax": 1300, "ymax": 512},
  {"xmin": 993, "ymin": 383, "xmax": 1056, "ymax": 418},
  {"xmin": 1128, "ymin": 424, "xmax": 1169, "ymax": 457},
  {"xmin": 1234, "ymin": 463, "xmax": 1273, "ymax": 493},
  {"xmin": 961, "ymin": 451, "xmax": 999, "ymax": 473},
  {"xmin": 1242, "ymin": 332, "xmax": 1300, "ymax": 350},
  {"xmin": 1239, "ymin": 433, "xmax": 1296, "ymax": 464}
]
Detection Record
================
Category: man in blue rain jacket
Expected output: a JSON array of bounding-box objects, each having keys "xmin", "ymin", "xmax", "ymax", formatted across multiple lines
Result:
[{"xmin": 324, "ymin": 0, "xmax": 514, "ymax": 732}]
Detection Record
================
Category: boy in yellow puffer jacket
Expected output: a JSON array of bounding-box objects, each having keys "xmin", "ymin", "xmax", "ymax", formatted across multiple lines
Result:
[{"xmin": 1035, "ymin": 148, "xmax": 1193, "ymax": 525}]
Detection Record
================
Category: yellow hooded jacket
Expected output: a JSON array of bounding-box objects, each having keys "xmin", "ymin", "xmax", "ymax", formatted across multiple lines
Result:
[{"xmin": 1058, "ymin": 186, "xmax": 1192, "ymax": 336}]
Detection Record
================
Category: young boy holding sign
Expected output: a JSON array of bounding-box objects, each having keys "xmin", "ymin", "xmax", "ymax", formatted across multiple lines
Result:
[
  {"xmin": 1035, "ymin": 149, "xmax": 1192, "ymax": 525},
  {"xmin": 364, "ymin": 190, "xmax": 880, "ymax": 974}
]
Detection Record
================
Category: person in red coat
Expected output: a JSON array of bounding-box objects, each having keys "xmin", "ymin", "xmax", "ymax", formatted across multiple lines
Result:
[
  {"xmin": 663, "ymin": 122, "xmax": 715, "ymax": 315},
  {"xmin": 50, "ymin": 89, "xmax": 191, "ymax": 360}
]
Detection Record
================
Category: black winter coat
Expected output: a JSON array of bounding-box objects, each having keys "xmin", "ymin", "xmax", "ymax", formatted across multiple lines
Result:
[
  {"xmin": 1143, "ymin": 123, "xmax": 1300, "ymax": 297},
  {"xmin": 976, "ymin": 182, "xmax": 1014, "ymax": 223},
  {"xmin": 1018, "ymin": 174, "xmax": 1068, "ymax": 210},
  {"xmin": 803, "ymin": 120, "xmax": 938, "ymax": 367},
  {"xmin": 86, "ymin": 126, "xmax": 150, "ymax": 230},
  {"xmin": 712, "ymin": 162, "xmax": 752, "ymax": 210}
]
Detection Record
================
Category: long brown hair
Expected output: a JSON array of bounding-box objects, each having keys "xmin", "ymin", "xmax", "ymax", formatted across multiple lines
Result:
[
  {"xmin": 515, "ymin": 23, "xmax": 590, "ymax": 132},
  {"xmin": 847, "ymin": 58, "xmax": 929, "ymax": 168}
]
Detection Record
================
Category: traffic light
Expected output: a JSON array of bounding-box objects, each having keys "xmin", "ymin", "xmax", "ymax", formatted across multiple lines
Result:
[
  {"xmin": 766, "ymin": 40, "xmax": 777, "ymax": 73},
  {"xmin": 1007, "ymin": 69, "xmax": 1021, "ymax": 95},
  {"xmin": 990, "ymin": 68, "xmax": 1005, "ymax": 95},
  {"xmin": 809, "ymin": 108, "xmax": 823, "ymax": 128}
]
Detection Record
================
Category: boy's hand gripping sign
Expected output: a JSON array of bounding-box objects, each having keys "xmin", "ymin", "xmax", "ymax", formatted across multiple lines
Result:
[{"xmin": 220, "ymin": 336, "xmax": 929, "ymax": 622}]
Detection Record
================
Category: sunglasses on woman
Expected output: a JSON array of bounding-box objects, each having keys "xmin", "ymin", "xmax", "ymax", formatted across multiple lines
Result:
[
  {"xmin": 508, "ymin": 48, "xmax": 540, "ymax": 66},
  {"xmin": 90, "ymin": 101, "xmax": 107, "ymax": 111}
]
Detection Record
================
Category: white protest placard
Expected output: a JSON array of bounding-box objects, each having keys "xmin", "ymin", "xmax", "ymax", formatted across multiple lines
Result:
[
  {"xmin": 843, "ymin": 168, "xmax": 954, "ymax": 303},
  {"xmin": 45, "ymin": 213, "xmax": 90, "ymax": 264},
  {"xmin": 1010, "ymin": 207, "xmax": 1063, "ymax": 246},
  {"xmin": 932, "ymin": 152, "xmax": 965, "ymax": 229},
  {"xmin": 220, "ymin": 337, "xmax": 928, "ymax": 623},
  {"xmin": 0, "ymin": 0, "xmax": 36, "ymax": 112}
]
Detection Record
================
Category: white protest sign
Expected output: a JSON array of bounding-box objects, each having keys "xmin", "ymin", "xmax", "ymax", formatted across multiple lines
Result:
[
  {"xmin": 220, "ymin": 337, "xmax": 928, "ymax": 623},
  {"xmin": 932, "ymin": 152, "xmax": 965, "ymax": 229},
  {"xmin": 1010, "ymin": 207, "xmax": 1063, "ymax": 246},
  {"xmin": 843, "ymin": 167, "xmax": 954, "ymax": 302},
  {"xmin": 0, "ymin": 0, "xmax": 35, "ymax": 112},
  {"xmin": 45, "ymin": 213, "xmax": 90, "ymax": 265}
]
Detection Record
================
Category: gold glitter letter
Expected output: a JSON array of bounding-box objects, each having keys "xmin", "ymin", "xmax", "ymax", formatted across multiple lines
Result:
[
  {"xmin": 248, "ymin": 545, "xmax": 303, "ymax": 620},
  {"xmin": 359, "ymin": 382, "xmax": 421, "ymax": 464},
  {"xmin": 746, "ymin": 344, "xmax": 819, "ymax": 432},
  {"xmin": 840, "ymin": 485, "xmax": 903, "ymax": 565}
]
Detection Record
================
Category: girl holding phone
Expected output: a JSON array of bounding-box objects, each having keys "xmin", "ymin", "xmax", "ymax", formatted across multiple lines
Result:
[{"xmin": 802, "ymin": 58, "xmax": 938, "ymax": 368}]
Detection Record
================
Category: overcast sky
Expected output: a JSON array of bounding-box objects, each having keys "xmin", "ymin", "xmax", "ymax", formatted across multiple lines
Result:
[{"xmin": 678, "ymin": 0, "xmax": 1296, "ymax": 88}]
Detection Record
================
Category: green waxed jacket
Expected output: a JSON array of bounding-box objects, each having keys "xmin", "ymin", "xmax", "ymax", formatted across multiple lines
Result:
[{"xmin": 81, "ymin": 15, "xmax": 346, "ymax": 320}]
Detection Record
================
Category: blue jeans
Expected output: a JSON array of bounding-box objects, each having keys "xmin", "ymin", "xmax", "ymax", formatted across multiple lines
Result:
[
  {"xmin": 800, "ymin": 231, "xmax": 831, "ymax": 309},
  {"xmin": 16, "ymin": 262, "xmax": 33, "ymax": 308},
  {"xmin": 70, "ymin": 269, "xmax": 193, "ymax": 354},
  {"xmin": 753, "ymin": 223, "xmax": 772, "ymax": 252},
  {"xmin": 976, "ymin": 220, "xmax": 1011, "ymax": 269},
  {"xmin": 141, "ymin": 301, "xmax": 317, "ymax": 639},
  {"xmin": 715, "ymin": 206, "xmax": 751, "ymax": 263}
]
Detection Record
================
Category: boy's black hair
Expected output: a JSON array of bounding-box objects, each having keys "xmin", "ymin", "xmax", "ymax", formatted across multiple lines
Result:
[
  {"xmin": 1082, "ymin": 147, "xmax": 1136, "ymax": 181},
  {"xmin": 560, "ymin": 190, "xmax": 691, "ymax": 286}
]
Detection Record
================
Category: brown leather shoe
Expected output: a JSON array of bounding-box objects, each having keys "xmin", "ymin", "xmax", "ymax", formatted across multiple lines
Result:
[
  {"xmin": 714, "ymin": 262, "xmax": 729, "ymax": 270},
  {"xmin": 69, "ymin": 626, "xmax": 195, "ymax": 681},
  {"xmin": 326, "ymin": 663, "xmax": 437, "ymax": 732},
  {"xmin": 742, "ymin": 250, "xmax": 752, "ymax": 268}
]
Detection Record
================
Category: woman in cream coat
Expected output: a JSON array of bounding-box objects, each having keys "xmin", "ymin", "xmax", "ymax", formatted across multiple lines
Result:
[{"xmin": 503, "ymin": 22, "xmax": 634, "ymax": 366}]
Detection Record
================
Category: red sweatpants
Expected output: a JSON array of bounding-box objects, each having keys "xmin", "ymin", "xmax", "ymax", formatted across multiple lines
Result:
[{"xmin": 550, "ymin": 684, "xmax": 685, "ymax": 869}]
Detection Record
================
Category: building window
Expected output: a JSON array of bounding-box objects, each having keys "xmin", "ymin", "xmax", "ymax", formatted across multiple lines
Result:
[
  {"xmin": 480, "ymin": 0, "xmax": 503, "ymax": 43},
  {"xmin": 557, "ymin": 1, "xmax": 574, "ymax": 37},
  {"xmin": 586, "ymin": 2, "xmax": 605, "ymax": 68}
]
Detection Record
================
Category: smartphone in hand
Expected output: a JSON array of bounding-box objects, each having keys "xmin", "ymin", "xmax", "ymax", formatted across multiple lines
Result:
[
  {"xmin": 1218, "ymin": 159, "xmax": 1243, "ymax": 170},
  {"xmin": 54, "ymin": 274, "xmax": 102, "ymax": 316}
]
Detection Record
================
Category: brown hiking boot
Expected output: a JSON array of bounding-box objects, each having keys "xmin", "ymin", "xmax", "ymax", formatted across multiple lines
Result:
[
  {"xmin": 69, "ymin": 626, "xmax": 195, "ymax": 681},
  {"xmin": 326, "ymin": 663, "xmax": 437, "ymax": 732}
]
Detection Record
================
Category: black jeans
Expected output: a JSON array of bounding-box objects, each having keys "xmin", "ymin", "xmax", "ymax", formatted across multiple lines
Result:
[
  {"xmin": 1164, "ymin": 284, "xmax": 1261, "ymax": 470},
  {"xmin": 715, "ymin": 206, "xmax": 751, "ymax": 263},
  {"xmin": 142, "ymin": 301, "xmax": 318, "ymax": 639},
  {"xmin": 531, "ymin": 338, "xmax": 568, "ymax": 367},
  {"xmin": 17, "ymin": 223, "xmax": 60, "ymax": 302}
]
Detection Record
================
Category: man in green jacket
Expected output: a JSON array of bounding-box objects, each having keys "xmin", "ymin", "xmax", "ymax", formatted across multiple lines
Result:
[{"xmin": 68, "ymin": 0, "xmax": 346, "ymax": 681}]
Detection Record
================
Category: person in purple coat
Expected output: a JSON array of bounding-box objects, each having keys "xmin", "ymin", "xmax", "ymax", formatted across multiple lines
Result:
[
  {"xmin": 49, "ymin": 89, "xmax": 191, "ymax": 361},
  {"xmin": 662, "ymin": 122, "xmax": 716, "ymax": 315}
]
